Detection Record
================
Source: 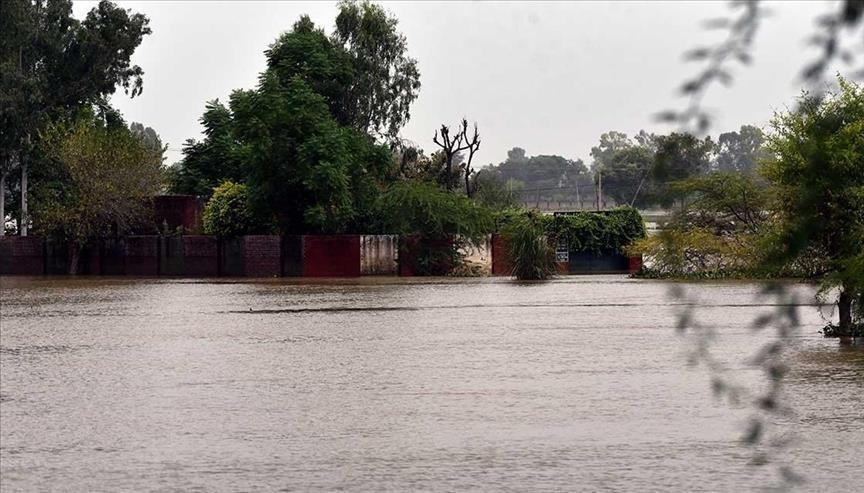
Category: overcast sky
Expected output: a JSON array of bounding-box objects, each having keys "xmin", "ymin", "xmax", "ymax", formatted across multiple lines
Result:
[{"xmin": 73, "ymin": 1, "xmax": 837, "ymax": 167}]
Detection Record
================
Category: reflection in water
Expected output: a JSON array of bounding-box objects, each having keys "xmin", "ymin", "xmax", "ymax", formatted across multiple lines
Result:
[{"xmin": 0, "ymin": 276, "xmax": 861, "ymax": 492}]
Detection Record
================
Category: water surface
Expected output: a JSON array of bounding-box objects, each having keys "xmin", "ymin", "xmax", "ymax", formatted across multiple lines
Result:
[{"xmin": 1, "ymin": 276, "xmax": 861, "ymax": 492}]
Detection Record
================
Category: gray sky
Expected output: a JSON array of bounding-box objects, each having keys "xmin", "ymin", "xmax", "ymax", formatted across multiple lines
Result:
[{"xmin": 73, "ymin": 1, "xmax": 836, "ymax": 167}]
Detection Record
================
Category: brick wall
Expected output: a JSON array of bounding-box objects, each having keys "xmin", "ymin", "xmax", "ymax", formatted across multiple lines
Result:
[
  {"xmin": 184, "ymin": 236, "xmax": 218, "ymax": 277},
  {"xmin": 628, "ymin": 255, "xmax": 643, "ymax": 274},
  {"xmin": 490, "ymin": 234, "xmax": 511, "ymax": 276},
  {"xmin": 243, "ymin": 235, "xmax": 281, "ymax": 277},
  {"xmin": 153, "ymin": 195, "xmax": 205, "ymax": 234},
  {"xmin": 281, "ymin": 235, "xmax": 303, "ymax": 277},
  {"xmin": 303, "ymin": 235, "xmax": 361, "ymax": 277},
  {"xmin": 0, "ymin": 236, "xmax": 44, "ymax": 275},
  {"xmin": 125, "ymin": 236, "xmax": 159, "ymax": 276},
  {"xmin": 159, "ymin": 236, "xmax": 185, "ymax": 276}
]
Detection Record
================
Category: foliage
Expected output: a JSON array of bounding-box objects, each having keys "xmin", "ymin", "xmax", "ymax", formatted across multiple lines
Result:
[
  {"xmin": 485, "ymin": 147, "xmax": 588, "ymax": 204},
  {"xmin": 167, "ymin": 99, "xmax": 250, "ymax": 196},
  {"xmin": 651, "ymin": 132, "xmax": 715, "ymax": 207},
  {"xmin": 762, "ymin": 76, "xmax": 864, "ymax": 336},
  {"xmin": 588, "ymin": 130, "xmax": 660, "ymax": 208},
  {"xmin": 629, "ymin": 228, "xmax": 762, "ymax": 278},
  {"xmin": 32, "ymin": 113, "xmax": 164, "ymax": 273},
  {"xmin": 502, "ymin": 211, "xmax": 557, "ymax": 280},
  {"xmin": 668, "ymin": 172, "xmax": 771, "ymax": 236},
  {"xmin": 715, "ymin": 125, "xmax": 770, "ymax": 174},
  {"xmin": 631, "ymin": 172, "xmax": 772, "ymax": 277},
  {"xmin": 376, "ymin": 181, "xmax": 493, "ymax": 243},
  {"xmin": 472, "ymin": 169, "xmax": 523, "ymax": 210},
  {"xmin": 332, "ymin": 0, "xmax": 421, "ymax": 142},
  {"xmin": 169, "ymin": 14, "xmax": 399, "ymax": 234},
  {"xmin": 376, "ymin": 181, "xmax": 494, "ymax": 275},
  {"xmin": 0, "ymin": 0, "xmax": 151, "ymax": 227},
  {"xmin": 549, "ymin": 207, "xmax": 646, "ymax": 255},
  {"xmin": 202, "ymin": 181, "xmax": 268, "ymax": 237}
]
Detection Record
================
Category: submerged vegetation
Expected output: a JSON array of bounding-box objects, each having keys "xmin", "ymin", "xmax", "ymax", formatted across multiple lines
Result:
[{"xmin": 502, "ymin": 212, "xmax": 556, "ymax": 280}]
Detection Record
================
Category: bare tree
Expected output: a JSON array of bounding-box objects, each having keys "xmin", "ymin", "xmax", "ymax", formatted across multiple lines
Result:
[
  {"xmin": 460, "ymin": 119, "xmax": 481, "ymax": 198},
  {"xmin": 432, "ymin": 123, "xmax": 470, "ymax": 191},
  {"xmin": 432, "ymin": 118, "xmax": 481, "ymax": 194}
]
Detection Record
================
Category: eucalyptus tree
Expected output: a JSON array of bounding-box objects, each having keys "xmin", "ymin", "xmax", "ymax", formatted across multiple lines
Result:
[{"xmin": 0, "ymin": 0, "xmax": 151, "ymax": 234}]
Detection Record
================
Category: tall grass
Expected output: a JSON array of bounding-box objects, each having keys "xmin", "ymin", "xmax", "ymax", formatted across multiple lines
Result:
[{"xmin": 503, "ymin": 213, "xmax": 556, "ymax": 280}]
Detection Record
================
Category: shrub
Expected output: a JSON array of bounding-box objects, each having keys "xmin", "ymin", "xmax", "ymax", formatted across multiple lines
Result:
[
  {"xmin": 202, "ymin": 181, "xmax": 265, "ymax": 237},
  {"xmin": 503, "ymin": 211, "xmax": 557, "ymax": 280}
]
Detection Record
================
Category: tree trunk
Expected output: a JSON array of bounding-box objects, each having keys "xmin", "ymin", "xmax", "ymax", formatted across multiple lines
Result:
[
  {"xmin": 838, "ymin": 287, "xmax": 853, "ymax": 344},
  {"xmin": 68, "ymin": 242, "xmax": 81, "ymax": 275}
]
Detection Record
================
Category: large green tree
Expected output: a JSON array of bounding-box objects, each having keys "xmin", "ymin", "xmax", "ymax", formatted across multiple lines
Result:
[
  {"xmin": 763, "ymin": 77, "xmax": 864, "ymax": 339},
  {"xmin": 33, "ymin": 112, "xmax": 164, "ymax": 273},
  {"xmin": 715, "ymin": 124, "xmax": 770, "ymax": 174},
  {"xmin": 651, "ymin": 132, "xmax": 715, "ymax": 208},
  {"xmin": 332, "ymin": 0, "xmax": 421, "ymax": 142},
  {"xmin": 0, "ymin": 0, "xmax": 151, "ymax": 234}
]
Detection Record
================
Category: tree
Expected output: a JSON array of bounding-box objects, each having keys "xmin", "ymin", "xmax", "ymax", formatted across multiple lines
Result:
[
  {"xmin": 598, "ymin": 145, "xmax": 654, "ymax": 208},
  {"xmin": 332, "ymin": 0, "xmax": 421, "ymax": 142},
  {"xmin": 589, "ymin": 131, "xmax": 632, "ymax": 172},
  {"xmin": 169, "ymin": 14, "xmax": 398, "ymax": 234},
  {"xmin": 0, "ymin": 0, "xmax": 151, "ymax": 235},
  {"xmin": 33, "ymin": 114, "xmax": 164, "ymax": 274},
  {"xmin": 651, "ymin": 132, "xmax": 715, "ymax": 207},
  {"xmin": 237, "ymin": 73, "xmax": 392, "ymax": 234},
  {"xmin": 715, "ymin": 125, "xmax": 770, "ymax": 174},
  {"xmin": 202, "ymin": 181, "xmax": 267, "ymax": 237},
  {"xmin": 376, "ymin": 181, "xmax": 493, "ymax": 274},
  {"xmin": 432, "ymin": 120, "xmax": 471, "ymax": 192},
  {"xmin": 589, "ymin": 131, "xmax": 657, "ymax": 208},
  {"xmin": 630, "ymin": 172, "xmax": 772, "ymax": 277},
  {"xmin": 471, "ymin": 168, "xmax": 522, "ymax": 210},
  {"xmin": 130, "ymin": 122, "xmax": 166, "ymax": 158},
  {"xmin": 763, "ymin": 77, "xmax": 864, "ymax": 340},
  {"xmin": 168, "ymin": 98, "xmax": 250, "ymax": 196},
  {"xmin": 489, "ymin": 147, "xmax": 587, "ymax": 204}
]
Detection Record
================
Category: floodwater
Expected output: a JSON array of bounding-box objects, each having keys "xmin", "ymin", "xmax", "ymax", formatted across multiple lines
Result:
[{"xmin": 0, "ymin": 276, "xmax": 861, "ymax": 492}]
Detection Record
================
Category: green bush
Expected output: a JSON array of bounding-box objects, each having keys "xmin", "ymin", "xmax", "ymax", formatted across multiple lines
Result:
[
  {"xmin": 502, "ymin": 212, "xmax": 557, "ymax": 280},
  {"xmin": 549, "ymin": 207, "xmax": 646, "ymax": 254},
  {"xmin": 202, "ymin": 181, "xmax": 266, "ymax": 237},
  {"xmin": 376, "ymin": 182, "xmax": 495, "ymax": 275}
]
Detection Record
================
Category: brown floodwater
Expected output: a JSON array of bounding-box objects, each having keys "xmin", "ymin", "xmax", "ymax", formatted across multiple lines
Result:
[{"xmin": 0, "ymin": 276, "xmax": 861, "ymax": 492}]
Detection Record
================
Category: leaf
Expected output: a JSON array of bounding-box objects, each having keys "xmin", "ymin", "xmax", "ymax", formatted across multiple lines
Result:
[
  {"xmin": 654, "ymin": 111, "xmax": 679, "ymax": 123},
  {"xmin": 701, "ymin": 17, "xmax": 731, "ymax": 29},
  {"xmin": 683, "ymin": 48, "xmax": 711, "ymax": 61}
]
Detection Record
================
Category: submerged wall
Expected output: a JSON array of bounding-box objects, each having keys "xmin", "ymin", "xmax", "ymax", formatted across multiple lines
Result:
[{"xmin": 0, "ymin": 234, "xmax": 643, "ymax": 277}]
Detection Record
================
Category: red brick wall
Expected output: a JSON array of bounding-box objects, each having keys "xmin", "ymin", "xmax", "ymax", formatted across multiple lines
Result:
[
  {"xmin": 628, "ymin": 255, "xmax": 643, "ymax": 274},
  {"xmin": 183, "ymin": 235, "xmax": 218, "ymax": 277},
  {"xmin": 153, "ymin": 195, "xmax": 204, "ymax": 233},
  {"xmin": 243, "ymin": 235, "xmax": 281, "ymax": 277},
  {"xmin": 0, "ymin": 237, "xmax": 44, "ymax": 275},
  {"xmin": 303, "ymin": 235, "xmax": 361, "ymax": 277},
  {"xmin": 125, "ymin": 236, "xmax": 159, "ymax": 276},
  {"xmin": 490, "ymin": 233, "xmax": 512, "ymax": 276},
  {"xmin": 555, "ymin": 261, "xmax": 570, "ymax": 274}
]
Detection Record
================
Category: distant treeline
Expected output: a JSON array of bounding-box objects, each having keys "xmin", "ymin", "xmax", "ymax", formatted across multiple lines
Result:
[{"xmin": 478, "ymin": 125, "xmax": 769, "ymax": 209}]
